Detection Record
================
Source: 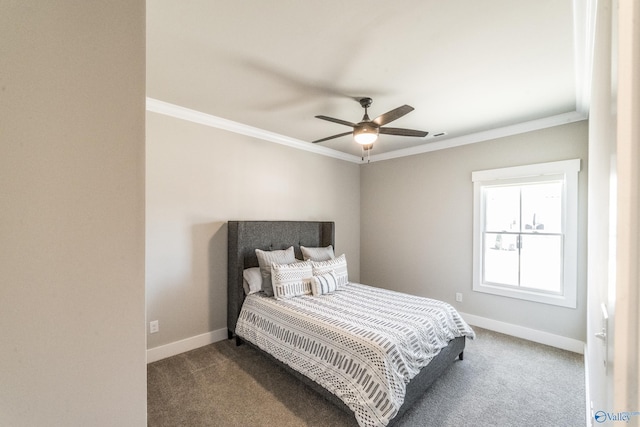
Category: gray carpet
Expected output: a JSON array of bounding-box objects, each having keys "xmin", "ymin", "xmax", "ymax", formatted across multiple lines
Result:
[{"xmin": 147, "ymin": 327, "xmax": 585, "ymax": 427}]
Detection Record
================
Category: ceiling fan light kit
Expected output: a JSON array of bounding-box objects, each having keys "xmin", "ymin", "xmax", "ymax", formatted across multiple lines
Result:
[
  {"xmin": 353, "ymin": 123, "xmax": 379, "ymax": 145},
  {"xmin": 313, "ymin": 97, "xmax": 428, "ymax": 159}
]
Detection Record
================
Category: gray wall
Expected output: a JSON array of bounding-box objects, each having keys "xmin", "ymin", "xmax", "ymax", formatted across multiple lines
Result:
[
  {"xmin": 360, "ymin": 121, "xmax": 588, "ymax": 341},
  {"xmin": 146, "ymin": 112, "xmax": 361, "ymax": 349},
  {"xmin": 1, "ymin": 2, "xmax": 146, "ymax": 425}
]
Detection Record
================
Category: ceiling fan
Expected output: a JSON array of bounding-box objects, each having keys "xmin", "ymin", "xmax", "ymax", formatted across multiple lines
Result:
[{"xmin": 312, "ymin": 97, "xmax": 429, "ymax": 153}]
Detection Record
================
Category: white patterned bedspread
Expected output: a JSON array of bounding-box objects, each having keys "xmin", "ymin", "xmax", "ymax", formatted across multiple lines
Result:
[{"xmin": 235, "ymin": 283, "xmax": 475, "ymax": 427}]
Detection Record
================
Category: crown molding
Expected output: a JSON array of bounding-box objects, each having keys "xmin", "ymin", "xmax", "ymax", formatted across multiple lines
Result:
[
  {"xmin": 146, "ymin": 98, "xmax": 362, "ymax": 163},
  {"xmin": 147, "ymin": 98, "xmax": 587, "ymax": 165},
  {"xmin": 368, "ymin": 111, "xmax": 588, "ymax": 163}
]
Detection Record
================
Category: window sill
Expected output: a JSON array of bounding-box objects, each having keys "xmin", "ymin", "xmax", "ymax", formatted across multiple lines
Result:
[{"xmin": 473, "ymin": 281, "xmax": 577, "ymax": 308}]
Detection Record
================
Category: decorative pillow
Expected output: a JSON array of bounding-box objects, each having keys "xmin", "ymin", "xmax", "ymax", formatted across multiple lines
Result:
[
  {"xmin": 311, "ymin": 254, "xmax": 348, "ymax": 288},
  {"xmin": 311, "ymin": 270, "xmax": 338, "ymax": 296},
  {"xmin": 242, "ymin": 267, "xmax": 262, "ymax": 295},
  {"xmin": 255, "ymin": 246, "xmax": 296, "ymax": 297},
  {"xmin": 271, "ymin": 260, "xmax": 313, "ymax": 300},
  {"xmin": 300, "ymin": 245, "xmax": 335, "ymax": 261}
]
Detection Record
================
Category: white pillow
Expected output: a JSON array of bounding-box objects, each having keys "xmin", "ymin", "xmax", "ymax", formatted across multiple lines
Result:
[
  {"xmin": 311, "ymin": 254, "xmax": 348, "ymax": 289},
  {"xmin": 311, "ymin": 270, "xmax": 338, "ymax": 296},
  {"xmin": 300, "ymin": 245, "xmax": 335, "ymax": 261},
  {"xmin": 255, "ymin": 246, "xmax": 297, "ymax": 297},
  {"xmin": 271, "ymin": 260, "xmax": 313, "ymax": 300},
  {"xmin": 242, "ymin": 267, "xmax": 262, "ymax": 295}
]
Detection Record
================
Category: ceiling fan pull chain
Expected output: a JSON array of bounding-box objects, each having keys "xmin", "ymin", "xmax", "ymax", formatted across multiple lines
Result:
[{"xmin": 361, "ymin": 145, "xmax": 372, "ymax": 163}]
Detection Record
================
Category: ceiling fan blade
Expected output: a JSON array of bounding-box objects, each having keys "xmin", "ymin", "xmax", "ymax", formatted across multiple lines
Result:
[
  {"xmin": 379, "ymin": 127, "xmax": 429, "ymax": 137},
  {"xmin": 312, "ymin": 131, "xmax": 353, "ymax": 143},
  {"xmin": 373, "ymin": 105, "xmax": 414, "ymax": 126},
  {"xmin": 315, "ymin": 115, "xmax": 356, "ymax": 128}
]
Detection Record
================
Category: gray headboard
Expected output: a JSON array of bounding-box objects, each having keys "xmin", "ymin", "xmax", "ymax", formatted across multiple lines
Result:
[{"xmin": 227, "ymin": 221, "xmax": 335, "ymax": 337}]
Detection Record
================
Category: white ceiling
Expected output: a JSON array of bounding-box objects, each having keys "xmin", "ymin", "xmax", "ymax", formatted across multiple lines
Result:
[{"xmin": 147, "ymin": 0, "xmax": 589, "ymax": 162}]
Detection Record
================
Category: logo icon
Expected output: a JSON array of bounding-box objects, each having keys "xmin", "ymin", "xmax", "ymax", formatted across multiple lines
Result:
[{"xmin": 594, "ymin": 411, "xmax": 607, "ymax": 423}]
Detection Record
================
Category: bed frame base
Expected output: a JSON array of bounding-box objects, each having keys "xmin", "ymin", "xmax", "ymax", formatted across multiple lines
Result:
[{"xmin": 229, "ymin": 331, "xmax": 465, "ymax": 426}]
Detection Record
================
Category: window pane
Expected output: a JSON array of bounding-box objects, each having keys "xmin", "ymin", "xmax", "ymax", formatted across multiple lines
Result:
[
  {"xmin": 483, "ymin": 233, "xmax": 519, "ymax": 286},
  {"xmin": 473, "ymin": 160, "xmax": 579, "ymax": 308},
  {"xmin": 520, "ymin": 182, "xmax": 562, "ymax": 233},
  {"xmin": 485, "ymin": 186, "xmax": 520, "ymax": 232},
  {"xmin": 520, "ymin": 235, "xmax": 562, "ymax": 293}
]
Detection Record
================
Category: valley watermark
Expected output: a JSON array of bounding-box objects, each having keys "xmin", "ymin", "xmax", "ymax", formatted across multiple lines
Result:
[{"xmin": 594, "ymin": 410, "xmax": 640, "ymax": 423}]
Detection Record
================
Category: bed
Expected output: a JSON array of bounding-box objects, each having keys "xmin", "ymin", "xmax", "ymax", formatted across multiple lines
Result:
[{"xmin": 227, "ymin": 221, "xmax": 474, "ymax": 427}]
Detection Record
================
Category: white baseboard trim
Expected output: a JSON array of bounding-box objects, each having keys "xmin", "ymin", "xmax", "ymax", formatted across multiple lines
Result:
[
  {"xmin": 146, "ymin": 314, "xmax": 585, "ymax": 363},
  {"xmin": 459, "ymin": 312, "xmax": 585, "ymax": 354},
  {"xmin": 147, "ymin": 328, "xmax": 228, "ymax": 364}
]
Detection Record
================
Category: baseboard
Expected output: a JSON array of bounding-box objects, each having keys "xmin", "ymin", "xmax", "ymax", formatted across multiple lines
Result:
[
  {"xmin": 146, "ymin": 328, "xmax": 228, "ymax": 364},
  {"xmin": 147, "ymin": 314, "xmax": 585, "ymax": 363},
  {"xmin": 459, "ymin": 312, "xmax": 585, "ymax": 354}
]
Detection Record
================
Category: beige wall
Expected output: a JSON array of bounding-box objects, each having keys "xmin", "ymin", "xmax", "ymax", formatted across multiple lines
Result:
[
  {"xmin": 146, "ymin": 112, "xmax": 361, "ymax": 349},
  {"xmin": 360, "ymin": 121, "xmax": 588, "ymax": 341},
  {"xmin": 0, "ymin": 2, "xmax": 146, "ymax": 426}
]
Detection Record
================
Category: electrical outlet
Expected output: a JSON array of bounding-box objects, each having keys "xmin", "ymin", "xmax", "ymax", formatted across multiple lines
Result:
[
  {"xmin": 455, "ymin": 293, "xmax": 463, "ymax": 302},
  {"xmin": 149, "ymin": 320, "xmax": 159, "ymax": 334}
]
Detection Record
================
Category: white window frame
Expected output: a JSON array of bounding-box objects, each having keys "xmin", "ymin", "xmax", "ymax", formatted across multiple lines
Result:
[{"xmin": 472, "ymin": 159, "xmax": 580, "ymax": 308}]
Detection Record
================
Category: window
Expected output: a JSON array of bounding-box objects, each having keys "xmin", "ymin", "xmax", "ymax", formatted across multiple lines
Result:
[{"xmin": 472, "ymin": 159, "xmax": 580, "ymax": 308}]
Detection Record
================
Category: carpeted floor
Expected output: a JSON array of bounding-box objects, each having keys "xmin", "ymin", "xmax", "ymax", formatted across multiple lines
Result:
[{"xmin": 147, "ymin": 327, "xmax": 585, "ymax": 427}]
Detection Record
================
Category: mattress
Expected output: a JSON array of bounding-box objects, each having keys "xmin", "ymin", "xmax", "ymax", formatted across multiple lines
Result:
[{"xmin": 235, "ymin": 282, "xmax": 475, "ymax": 427}]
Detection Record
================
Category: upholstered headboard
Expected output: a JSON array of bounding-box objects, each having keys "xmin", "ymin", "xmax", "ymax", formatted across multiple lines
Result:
[{"xmin": 227, "ymin": 221, "xmax": 335, "ymax": 337}]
